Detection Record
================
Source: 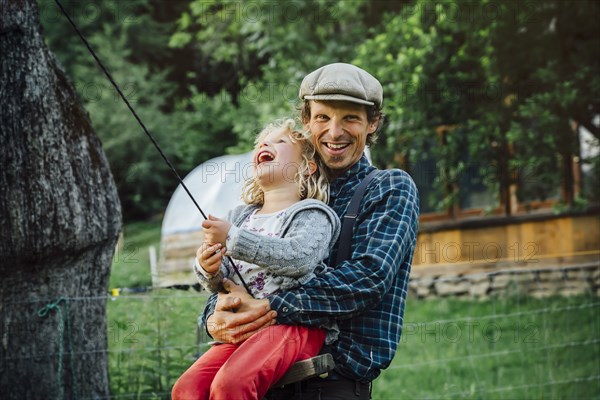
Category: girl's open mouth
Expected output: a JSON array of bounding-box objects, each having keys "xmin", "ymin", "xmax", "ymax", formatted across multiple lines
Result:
[{"xmin": 256, "ymin": 150, "xmax": 275, "ymax": 164}]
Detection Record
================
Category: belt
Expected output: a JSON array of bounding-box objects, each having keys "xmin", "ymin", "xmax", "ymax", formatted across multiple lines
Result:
[
  {"xmin": 317, "ymin": 369, "xmax": 355, "ymax": 381},
  {"xmin": 267, "ymin": 374, "xmax": 372, "ymax": 400},
  {"xmin": 307, "ymin": 369, "xmax": 372, "ymax": 397}
]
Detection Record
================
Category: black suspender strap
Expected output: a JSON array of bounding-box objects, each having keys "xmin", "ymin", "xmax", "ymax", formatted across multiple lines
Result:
[{"xmin": 335, "ymin": 169, "xmax": 380, "ymax": 266}]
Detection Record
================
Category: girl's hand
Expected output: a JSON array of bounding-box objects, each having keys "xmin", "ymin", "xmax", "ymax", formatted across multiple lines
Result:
[
  {"xmin": 197, "ymin": 243, "xmax": 226, "ymax": 274},
  {"xmin": 202, "ymin": 215, "xmax": 232, "ymax": 245}
]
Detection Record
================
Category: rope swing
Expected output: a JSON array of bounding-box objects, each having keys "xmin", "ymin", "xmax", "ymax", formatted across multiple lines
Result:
[{"xmin": 52, "ymin": 0, "xmax": 252, "ymax": 295}]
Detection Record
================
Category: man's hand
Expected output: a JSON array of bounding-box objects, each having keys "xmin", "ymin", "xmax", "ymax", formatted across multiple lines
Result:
[
  {"xmin": 206, "ymin": 279, "xmax": 277, "ymax": 344},
  {"xmin": 202, "ymin": 215, "xmax": 232, "ymax": 245}
]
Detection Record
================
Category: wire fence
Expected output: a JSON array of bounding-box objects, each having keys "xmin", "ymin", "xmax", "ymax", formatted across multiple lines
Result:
[{"xmin": 3, "ymin": 276, "xmax": 599, "ymax": 400}]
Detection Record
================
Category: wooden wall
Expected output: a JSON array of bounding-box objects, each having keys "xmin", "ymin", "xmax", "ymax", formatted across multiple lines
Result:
[
  {"xmin": 157, "ymin": 210, "xmax": 600, "ymax": 288},
  {"xmin": 414, "ymin": 212, "xmax": 600, "ymax": 273},
  {"xmin": 158, "ymin": 230, "xmax": 204, "ymax": 287}
]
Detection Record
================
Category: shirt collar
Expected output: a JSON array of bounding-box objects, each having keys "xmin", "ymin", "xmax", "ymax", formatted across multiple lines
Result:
[{"xmin": 329, "ymin": 155, "xmax": 372, "ymax": 196}]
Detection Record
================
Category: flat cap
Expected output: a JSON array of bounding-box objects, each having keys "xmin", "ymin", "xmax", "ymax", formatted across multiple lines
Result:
[{"xmin": 299, "ymin": 63, "xmax": 383, "ymax": 108}]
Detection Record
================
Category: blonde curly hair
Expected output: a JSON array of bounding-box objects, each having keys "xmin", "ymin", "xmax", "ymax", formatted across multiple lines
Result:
[{"xmin": 242, "ymin": 119, "xmax": 329, "ymax": 206}]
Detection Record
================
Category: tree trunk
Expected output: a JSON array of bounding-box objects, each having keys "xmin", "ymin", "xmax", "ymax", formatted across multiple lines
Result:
[
  {"xmin": 559, "ymin": 121, "xmax": 576, "ymax": 206},
  {"xmin": 0, "ymin": 1, "xmax": 121, "ymax": 399},
  {"xmin": 498, "ymin": 137, "xmax": 513, "ymax": 216}
]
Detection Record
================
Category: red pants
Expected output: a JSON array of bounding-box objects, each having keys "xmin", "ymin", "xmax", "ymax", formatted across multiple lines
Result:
[{"xmin": 171, "ymin": 325, "xmax": 325, "ymax": 400}]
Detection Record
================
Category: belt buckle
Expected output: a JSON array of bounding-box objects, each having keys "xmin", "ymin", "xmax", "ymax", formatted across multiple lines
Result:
[{"xmin": 319, "ymin": 369, "xmax": 343, "ymax": 381}]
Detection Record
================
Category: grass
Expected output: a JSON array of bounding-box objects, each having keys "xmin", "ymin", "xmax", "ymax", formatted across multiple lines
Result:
[
  {"xmin": 374, "ymin": 295, "xmax": 600, "ymax": 399},
  {"xmin": 109, "ymin": 219, "xmax": 162, "ymax": 289},
  {"xmin": 107, "ymin": 221, "xmax": 600, "ymax": 399},
  {"xmin": 107, "ymin": 289, "xmax": 208, "ymax": 398}
]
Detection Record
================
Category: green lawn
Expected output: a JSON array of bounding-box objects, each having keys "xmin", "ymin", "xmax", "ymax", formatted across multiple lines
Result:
[
  {"xmin": 107, "ymin": 289, "xmax": 207, "ymax": 398},
  {"xmin": 107, "ymin": 222, "xmax": 600, "ymax": 399},
  {"xmin": 375, "ymin": 295, "xmax": 600, "ymax": 399},
  {"xmin": 109, "ymin": 219, "xmax": 162, "ymax": 289}
]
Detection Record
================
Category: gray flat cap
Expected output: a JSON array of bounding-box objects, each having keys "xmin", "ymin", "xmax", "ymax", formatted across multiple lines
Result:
[{"xmin": 299, "ymin": 63, "xmax": 383, "ymax": 108}]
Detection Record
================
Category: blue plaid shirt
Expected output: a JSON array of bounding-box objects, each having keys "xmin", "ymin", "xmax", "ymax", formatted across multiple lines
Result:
[
  {"xmin": 270, "ymin": 155, "xmax": 419, "ymax": 382},
  {"xmin": 202, "ymin": 155, "xmax": 419, "ymax": 382}
]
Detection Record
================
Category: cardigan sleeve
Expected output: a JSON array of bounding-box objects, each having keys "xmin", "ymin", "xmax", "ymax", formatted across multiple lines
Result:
[
  {"xmin": 193, "ymin": 257, "xmax": 227, "ymax": 293},
  {"xmin": 229, "ymin": 208, "xmax": 336, "ymax": 278},
  {"xmin": 193, "ymin": 207, "xmax": 241, "ymax": 293}
]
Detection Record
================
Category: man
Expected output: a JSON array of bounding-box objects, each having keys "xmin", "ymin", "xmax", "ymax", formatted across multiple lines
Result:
[{"xmin": 203, "ymin": 63, "xmax": 419, "ymax": 399}]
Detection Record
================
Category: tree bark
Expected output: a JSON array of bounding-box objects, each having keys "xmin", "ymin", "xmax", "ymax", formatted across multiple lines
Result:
[{"xmin": 0, "ymin": 1, "xmax": 121, "ymax": 398}]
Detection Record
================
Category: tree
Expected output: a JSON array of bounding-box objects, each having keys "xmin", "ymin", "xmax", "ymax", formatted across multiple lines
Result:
[
  {"xmin": 170, "ymin": 0, "xmax": 396, "ymax": 151},
  {"xmin": 38, "ymin": 0, "xmax": 237, "ymax": 220},
  {"xmin": 0, "ymin": 1, "xmax": 121, "ymax": 398},
  {"xmin": 356, "ymin": 0, "xmax": 600, "ymax": 214}
]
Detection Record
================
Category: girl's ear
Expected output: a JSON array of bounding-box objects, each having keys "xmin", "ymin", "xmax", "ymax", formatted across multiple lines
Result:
[{"xmin": 305, "ymin": 160, "xmax": 318, "ymax": 176}]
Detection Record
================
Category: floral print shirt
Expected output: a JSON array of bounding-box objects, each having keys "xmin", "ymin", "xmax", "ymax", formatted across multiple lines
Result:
[{"xmin": 234, "ymin": 208, "xmax": 286, "ymax": 298}]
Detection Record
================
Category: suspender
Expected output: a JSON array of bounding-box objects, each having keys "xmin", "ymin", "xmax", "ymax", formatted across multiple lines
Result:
[{"xmin": 335, "ymin": 169, "xmax": 380, "ymax": 266}]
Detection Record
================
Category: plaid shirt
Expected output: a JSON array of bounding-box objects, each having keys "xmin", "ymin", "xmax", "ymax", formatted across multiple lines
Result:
[
  {"xmin": 270, "ymin": 155, "xmax": 419, "ymax": 382},
  {"xmin": 202, "ymin": 155, "xmax": 419, "ymax": 382}
]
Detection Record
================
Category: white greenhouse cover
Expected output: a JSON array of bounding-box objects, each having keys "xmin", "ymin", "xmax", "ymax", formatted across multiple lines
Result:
[
  {"xmin": 161, "ymin": 149, "xmax": 371, "ymax": 236},
  {"xmin": 161, "ymin": 152, "xmax": 253, "ymax": 235}
]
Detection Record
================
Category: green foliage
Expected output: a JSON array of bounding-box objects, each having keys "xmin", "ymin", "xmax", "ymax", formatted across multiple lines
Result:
[
  {"xmin": 173, "ymin": 0, "xmax": 390, "ymax": 152},
  {"xmin": 39, "ymin": 0, "xmax": 235, "ymax": 220},
  {"xmin": 356, "ymin": 0, "xmax": 600, "ymax": 212},
  {"xmin": 40, "ymin": 0, "xmax": 599, "ymax": 219},
  {"xmin": 355, "ymin": 0, "xmax": 507, "ymax": 211}
]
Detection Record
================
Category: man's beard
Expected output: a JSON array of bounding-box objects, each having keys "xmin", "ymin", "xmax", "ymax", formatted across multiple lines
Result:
[{"xmin": 328, "ymin": 154, "xmax": 345, "ymax": 164}]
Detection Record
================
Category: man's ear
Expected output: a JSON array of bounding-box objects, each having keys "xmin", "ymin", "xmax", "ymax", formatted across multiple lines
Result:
[
  {"xmin": 305, "ymin": 160, "xmax": 318, "ymax": 176},
  {"xmin": 367, "ymin": 117, "xmax": 380, "ymax": 134},
  {"xmin": 302, "ymin": 101, "xmax": 312, "ymax": 130},
  {"xmin": 303, "ymin": 118, "xmax": 311, "ymax": 131}
]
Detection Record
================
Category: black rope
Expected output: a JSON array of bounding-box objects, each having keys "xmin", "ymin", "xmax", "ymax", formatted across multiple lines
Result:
[{"xmin": 53, "ymin": 0, "xmax": 252, "ymax": 295}]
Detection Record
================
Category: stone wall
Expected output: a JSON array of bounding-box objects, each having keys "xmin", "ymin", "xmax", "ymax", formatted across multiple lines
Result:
[{"xmin": 408, "ymin": 262, "xmax": 600, "ymax": 299}]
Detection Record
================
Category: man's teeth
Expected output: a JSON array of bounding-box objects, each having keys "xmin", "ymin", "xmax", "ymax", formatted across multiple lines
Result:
[{"xmin": 326, "ymin": 143, "xmax": 348, "ymax": 150}]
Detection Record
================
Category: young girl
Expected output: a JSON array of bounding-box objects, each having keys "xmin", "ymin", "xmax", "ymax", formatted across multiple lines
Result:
[{"xmin": 171, "ymin": 119, "xmax": 340, "ymax": 400}]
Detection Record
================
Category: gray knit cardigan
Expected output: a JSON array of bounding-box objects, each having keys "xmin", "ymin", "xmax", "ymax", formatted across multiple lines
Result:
[{"xmin": 195, "ymin": 199, "xmax": 341, "ymax": 296}]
